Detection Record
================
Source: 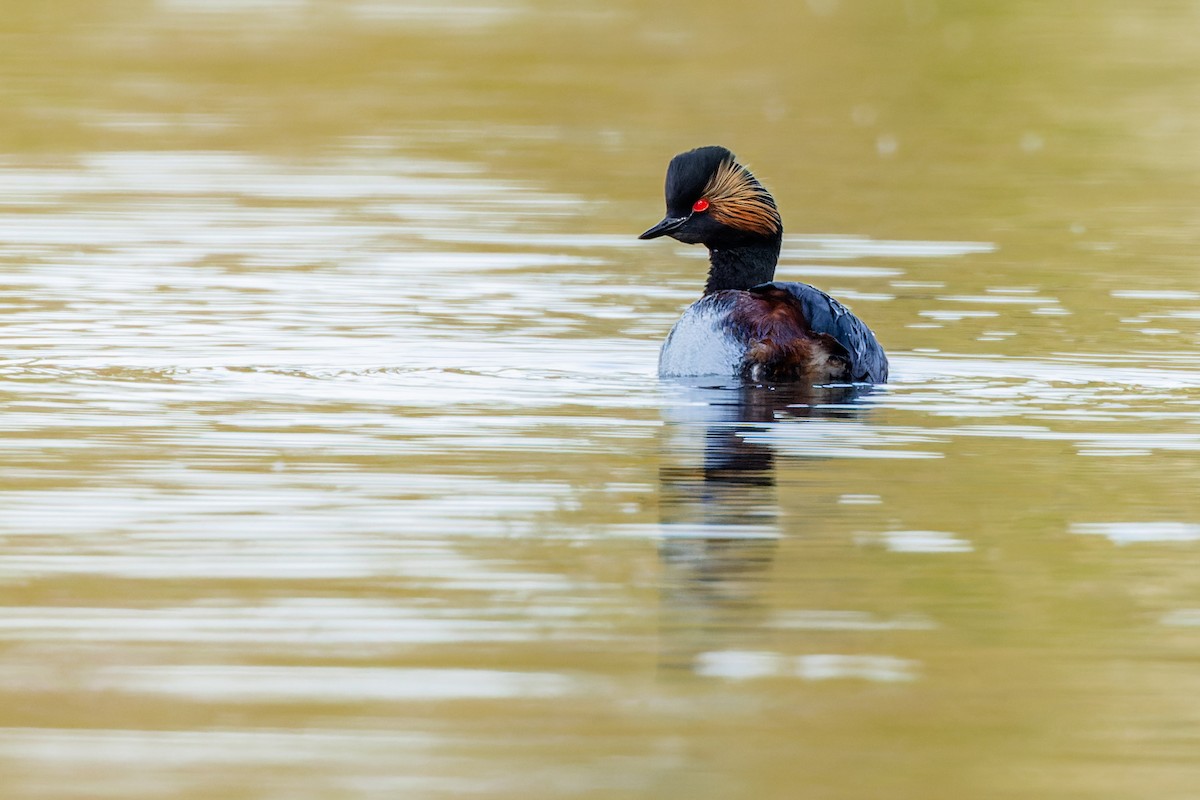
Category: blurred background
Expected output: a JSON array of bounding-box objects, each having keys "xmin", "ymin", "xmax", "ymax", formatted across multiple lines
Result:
[{"xmin": 2, "ymin": 1, "xmax": 1200, "ymax": 798}]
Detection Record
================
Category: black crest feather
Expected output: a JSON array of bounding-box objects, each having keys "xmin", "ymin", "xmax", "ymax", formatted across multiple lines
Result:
[{"xmin": 663, "ymin": 146, "xmax": 735, "ymax": 217}]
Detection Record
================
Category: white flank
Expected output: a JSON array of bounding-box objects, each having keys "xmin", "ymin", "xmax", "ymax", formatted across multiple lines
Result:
[{"xmin": 658, "ymin": 299, "xmax": 745, "ymax": 377}]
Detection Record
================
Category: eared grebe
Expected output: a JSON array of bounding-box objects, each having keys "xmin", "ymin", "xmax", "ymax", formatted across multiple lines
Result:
[{"xmin": 640, "ymin": 146, "xmax": 888, "ymax": 384}]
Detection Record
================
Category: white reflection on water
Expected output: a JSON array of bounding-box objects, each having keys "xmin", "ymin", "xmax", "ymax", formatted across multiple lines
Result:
[
  {"xmin": 937, "ymin": 294, "xmax": 1060, "ymax": 306},
  {"xmin": 1070, "ymin": 522, "xmax": 1200, "ymax": 546},
  {"xmin": 0, "ymin": 601, "xmax": 599, "ymax": 644},
  {"xmin": 0, "ymin": 726, "xmax": 666, "ymax": 797},
  {"xmin": 1112, "ymin": 290, "xmax": 1200, "ymax": 300},
  {"xmin": 771, "ymin": 611, "xmax": 936, "ymax": 631},
  {"xmin": 91, "ymin": 666, "xmax": 579, "ymax": 701},
  {"xmin": 874, "ymin": 530, "xmax": 973, "ymax": 554},
  {"xmin": 695, "ymin": 651, "xmax": 918, "ymax": 682},
  {"xmin": 1160, "ymin": 610, "xmax": 1200, "ymax": 627},
  {"xmin": 159, "ymin": 0, "xmax": 523, "ymax": 29},
  {"xmin": 781, "ymin": 236, "xmax": 995, "ymax": 260},
  {"xmin": 0, "ymin": 726, "xmax": 442, "ymax": 768},
  {"xmin": 0, "ymin": 729, "xmax": 446, "ymax": 777},
  {"xmin": 744, "ymin": 419, "xmax": 944, "ymax": 460},
  {"xmin": 919, "ymin": 309, "xmax": 1000, "ymax": 321}
]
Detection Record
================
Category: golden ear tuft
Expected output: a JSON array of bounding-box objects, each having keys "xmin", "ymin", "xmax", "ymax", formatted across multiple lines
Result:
[{"xmin": 701, "ymin": 159, "xmax": 782, "ymax": 236}]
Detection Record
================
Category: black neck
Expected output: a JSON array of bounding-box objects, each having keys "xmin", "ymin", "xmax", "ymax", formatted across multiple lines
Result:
[{"xmin": 702, "ymin": 235, "xmax": 782, "ymax": 294}]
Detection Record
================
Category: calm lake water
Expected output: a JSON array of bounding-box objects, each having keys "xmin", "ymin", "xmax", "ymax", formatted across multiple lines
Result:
[{"xmin": 3, "ymin": 1, "xmax": 1200, "ymax": 798}]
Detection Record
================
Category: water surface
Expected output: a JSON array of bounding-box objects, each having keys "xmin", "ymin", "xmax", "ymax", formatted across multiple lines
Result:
[{"xmin": 2, "ymin": 2, "xmax": 1200, "ymax": 798}]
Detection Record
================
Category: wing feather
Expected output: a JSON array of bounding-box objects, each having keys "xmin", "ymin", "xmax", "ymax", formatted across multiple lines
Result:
[{"xmin": 750, "ymin": 281, "xmax": 889, "ymax": 383}]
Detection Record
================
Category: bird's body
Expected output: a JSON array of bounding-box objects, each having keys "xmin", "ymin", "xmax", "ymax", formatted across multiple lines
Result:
[
  {"xmin": 659, "ymin": 282, "xmax": 887, "ymax": 383},
  {"xmin": 641, "ymin": 146, "xmax": 887, "ymax": 385}
]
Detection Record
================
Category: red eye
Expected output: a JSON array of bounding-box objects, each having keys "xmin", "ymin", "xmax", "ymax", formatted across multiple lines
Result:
[{"xmin": 692, "ymin": 198, "xmax": 710, "ymax": 213}]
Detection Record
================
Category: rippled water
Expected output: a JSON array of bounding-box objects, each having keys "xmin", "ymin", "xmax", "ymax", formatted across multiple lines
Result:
[{"xmin": 3, "ymin": 2, "xmax": 1200, "ymax": 798}]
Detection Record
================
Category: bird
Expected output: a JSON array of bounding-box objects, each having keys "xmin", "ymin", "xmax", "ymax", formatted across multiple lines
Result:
[{"xmin": 640, "ymin": 145, "xmax": 888, "ymax": 384}]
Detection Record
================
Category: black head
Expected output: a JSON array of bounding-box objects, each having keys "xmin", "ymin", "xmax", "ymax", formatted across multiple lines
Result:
[{"xmin": 639, "ymin": 145, "xmax": 782, "ymax": 249}]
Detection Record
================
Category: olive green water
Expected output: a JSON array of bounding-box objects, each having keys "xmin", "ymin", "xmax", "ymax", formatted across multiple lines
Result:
[{"xmin": 3, "ymin": 1, "xmax": 1200, "ymax": 798}]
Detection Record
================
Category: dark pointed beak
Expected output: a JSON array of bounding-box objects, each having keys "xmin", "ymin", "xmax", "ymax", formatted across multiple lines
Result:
[{"xmin": 638, "ymin": 215, "xmax": 688, "ymax": 240}]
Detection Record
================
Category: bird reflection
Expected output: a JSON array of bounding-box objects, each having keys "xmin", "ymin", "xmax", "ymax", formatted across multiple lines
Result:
[{"xmin": 656, "ymin": 381, "xmax": 873, "ymax": 673}]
